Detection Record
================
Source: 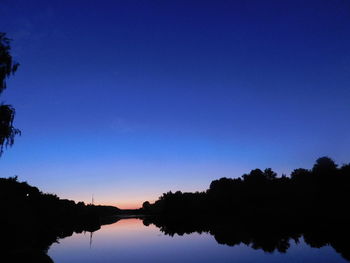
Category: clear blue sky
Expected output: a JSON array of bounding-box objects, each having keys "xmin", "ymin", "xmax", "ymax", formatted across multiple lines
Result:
[{"xmin": 1, "ymin": 0, "xmax": 349, "ymax": 208}]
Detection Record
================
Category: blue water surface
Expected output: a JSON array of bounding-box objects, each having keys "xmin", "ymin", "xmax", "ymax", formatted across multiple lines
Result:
[{"xmin": 49, "ymin": 218, "xmax": 347, "ymax": 263}]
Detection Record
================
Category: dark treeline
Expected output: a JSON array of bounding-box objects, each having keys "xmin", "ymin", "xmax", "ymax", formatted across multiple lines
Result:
[
  {"xmin": 142, "ymin": 157, "xmax": 350, "ymax": 223},
  {"xmin": 143, "ymin": 216, "xmax": 350, "ymax": 261},
  {"xmin": 0, "ymin": 176, "xmax": 121, "ymax": 262}
]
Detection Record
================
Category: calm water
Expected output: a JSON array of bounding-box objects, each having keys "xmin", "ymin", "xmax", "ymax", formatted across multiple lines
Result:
[{"xmin": 48, "ymin": 218, "xmax": 348, "ymax": 263}]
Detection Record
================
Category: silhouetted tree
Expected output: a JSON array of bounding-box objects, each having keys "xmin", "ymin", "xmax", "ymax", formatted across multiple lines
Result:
[
  {"xmin": 290, "ymin": 168, "xmax": 311, "ymax": 181},
  {"xmin": 143, "ymin": 157, "xmax": 350, "ymax": 223},
  {"xmin": 0, "ymin": 33, "xmax": 19, "ymax": 93},
  {"xmin": 264, "ymin": 168, "xmax": 278, "ymax": 180},
  {"xmin": 242, "ymin": 169, "xmax": 265, "ymax": 182},
  {"xmin": 312, "ymin": 156, "xmax": 337, "ymax": 177},
  {"xmin": 142, "ymin": 201, "xmax": 151, "ymax": 211},
  {"xmin": 0, "ymin": 33, "xmax": 20, "ymax": 155},
  {"xmin": 0, "ymin": 177, "xmax": 121, "ymax": 262}
]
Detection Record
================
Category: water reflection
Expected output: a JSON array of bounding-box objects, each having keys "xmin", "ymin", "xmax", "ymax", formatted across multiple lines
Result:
[
  {"xmin": 144, "ymin": 217, "xmax": 350, "ymax": 260},
  {"xmin": 48, "ymin": 217, "xmax": 350, "ymax": 263}
]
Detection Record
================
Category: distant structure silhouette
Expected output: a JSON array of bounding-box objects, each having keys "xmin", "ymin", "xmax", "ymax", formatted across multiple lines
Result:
[{"xmin": 89, "ymin": 231, "xmax": 93, "ymax": 249}]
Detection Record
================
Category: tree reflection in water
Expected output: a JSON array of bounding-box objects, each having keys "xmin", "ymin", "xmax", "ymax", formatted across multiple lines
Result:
[{"xmin": 143, "ymin": 216, "xmax": 350, "ymax": 261}]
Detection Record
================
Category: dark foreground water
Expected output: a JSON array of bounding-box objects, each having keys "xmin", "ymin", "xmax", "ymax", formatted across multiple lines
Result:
[{"xmin": 48, "ymin": 218, "xmax": 348, "ymax": 263}]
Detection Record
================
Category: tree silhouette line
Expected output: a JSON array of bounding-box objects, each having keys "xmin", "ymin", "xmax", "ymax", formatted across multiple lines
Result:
[
  {"xmin": 142, "ymin": 157, "xmax": 350, "ymax": 223},
  {"xmin": 142, "ymin": 157, "xmax": 350, "ymax": 261},
  {"xmin": 0, "ymin": 176, "xmax": 121, "ymax": 262},
  {"xmin": 2, "ymin": 32, "xmax": 350, "ymax": 262}
]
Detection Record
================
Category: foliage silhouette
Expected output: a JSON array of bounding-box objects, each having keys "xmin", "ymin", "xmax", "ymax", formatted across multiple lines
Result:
[
  {"xmin": 142, "ymin": 157, "xmax": 350, "ymax": 224},
  {"xmin": 0, "ymin": 177, "xmax": 121, "ymax": 262},
  {"xmin": 2, "ymin": 156, "xmax": 350, "ymax": 262},
  {"xmin": 0, "ymin": 33, "xmax": 20, "ymax": 155},
  {"xmin": 143, "ymin": 156, "xmax": 350, "ymax": 262}
]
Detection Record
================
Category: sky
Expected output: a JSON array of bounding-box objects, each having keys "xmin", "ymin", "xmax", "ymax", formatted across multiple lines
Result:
[{"xmin": 0, "ymin": 0, "xmax": 350, "ymax": 208}]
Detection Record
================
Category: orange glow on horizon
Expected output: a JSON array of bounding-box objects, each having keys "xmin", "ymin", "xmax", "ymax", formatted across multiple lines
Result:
[
  {"xmin": 66, "ymin": 193, "xmax": 158, "ymax": 210},
  {"xmin": 99, "ymin": 199, "xmax": 156, "ymax": 210}
]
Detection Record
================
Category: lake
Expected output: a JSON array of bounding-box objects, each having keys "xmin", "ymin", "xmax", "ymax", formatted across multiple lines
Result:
[{"xmin": 48, "ymin": 218, "xmax": 349, "ymax": 263}]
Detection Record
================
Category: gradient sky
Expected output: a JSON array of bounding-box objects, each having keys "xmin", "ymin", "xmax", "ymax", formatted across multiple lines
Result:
[{"xmin": 0, "ymin": 0, "xmax": 349, "ymax": 208}]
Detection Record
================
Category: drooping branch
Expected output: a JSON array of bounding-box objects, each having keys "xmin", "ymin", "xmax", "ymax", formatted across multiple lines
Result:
[
  {"xmin": 0, "ymin": 33, "xmax": 19, "ymax": 94},
  {"xmin": 0, "ymin": 104, "xmax": 20, "ymax": 155},
  {"xmin": 0, "ymin": 32, "xmax": 20, "ymax": 155}
]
